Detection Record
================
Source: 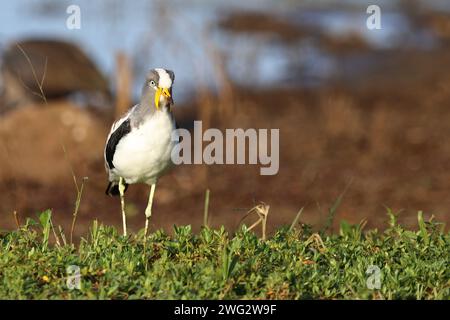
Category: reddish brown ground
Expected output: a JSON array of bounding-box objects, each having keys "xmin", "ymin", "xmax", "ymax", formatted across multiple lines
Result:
[{"xmin": 1, "ymin": 12, "xmax": 450, "ymax": 238}]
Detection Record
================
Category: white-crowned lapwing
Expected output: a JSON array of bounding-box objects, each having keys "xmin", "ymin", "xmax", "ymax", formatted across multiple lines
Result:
[{"xmin": 104, "ymin": 68, "xmax": 178, "ymax": 237}]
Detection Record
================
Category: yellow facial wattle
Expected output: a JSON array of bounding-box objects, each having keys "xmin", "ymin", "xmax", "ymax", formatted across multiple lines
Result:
[
  {"xmin": 154, "ymin": 87, "xmax": 172, "ymax": 110},
  {"xmin": 154, "ymin": 87, "xmax": 162, "ymax": 110}
]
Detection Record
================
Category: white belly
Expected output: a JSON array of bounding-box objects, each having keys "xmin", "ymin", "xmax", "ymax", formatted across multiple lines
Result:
[{"xmin": 112, "ymin": 111, "xmax": 177, "ymax": 184}]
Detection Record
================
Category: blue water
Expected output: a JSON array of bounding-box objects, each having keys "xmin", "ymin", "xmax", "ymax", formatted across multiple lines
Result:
[{"xmin": 0, "ymin": 0, "xmax": 447, "ymax": 102}]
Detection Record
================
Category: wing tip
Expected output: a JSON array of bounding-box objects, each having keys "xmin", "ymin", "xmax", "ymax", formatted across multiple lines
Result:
[{"xmin": 105, "ymin": 181, "xmax": 129, "ymax": 196}]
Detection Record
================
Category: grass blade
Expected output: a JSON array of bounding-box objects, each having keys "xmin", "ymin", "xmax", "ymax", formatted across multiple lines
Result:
[
  {"xmin": 322, "ymin": 179, "xmax": 352, "ymax": 234},
  {"xmin": 38, "ymin": 209, "xmax": 51, "ymax": 251},
  {"xmin": 203, "ymin": 188, "xmax": 210, "ymax": 228},
  {"xmin": 289, "ymin": 207, "xmax": 304, "ymax": 232}
]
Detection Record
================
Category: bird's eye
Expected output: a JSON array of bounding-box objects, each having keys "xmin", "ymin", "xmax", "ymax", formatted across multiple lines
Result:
[{"xmin": 149, "ymin": 80, "xmax": 156, "ymax": 87}]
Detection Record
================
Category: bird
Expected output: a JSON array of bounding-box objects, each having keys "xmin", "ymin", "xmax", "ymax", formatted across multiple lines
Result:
[{"xmin": 104, "ymin": 68, "xmax": 178, "ymax": 237}]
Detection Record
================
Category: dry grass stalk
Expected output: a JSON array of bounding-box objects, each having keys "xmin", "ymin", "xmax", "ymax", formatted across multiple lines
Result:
[
  {"xmin": 246, "ymin": 202, "xmax": 270, "ymax": 240},
  {"xmin": 115, "ymin": 52, "xmax": 132, "ymax": 119},
  {"xmin": 306, "ymin": 233, "xmax": 327, "ymax": 253},
  {"xmin": 199, "ymin": 29, "xmax": 235, "ymax": 122},
  {"xmin": 13, "ymin": 211, "xmax": 20, "ymax": 229},
  {"xmin": 16, "ymin": 44, "xmax": 48, "ymax": 104}
]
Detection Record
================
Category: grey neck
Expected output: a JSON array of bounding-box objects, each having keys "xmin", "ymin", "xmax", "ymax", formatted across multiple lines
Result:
[
  {"xmin": 130, "ymin": 85, "xmax": 172, "ymax": 127},
  {"xmin": 131, "ymin": 102, "xmax": 153, "ymax": 126}
]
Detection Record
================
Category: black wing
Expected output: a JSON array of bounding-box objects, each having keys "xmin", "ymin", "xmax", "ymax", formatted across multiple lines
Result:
[{"xmin": 105, "ymin": 118, "xmax": 131, "ymax": 169}]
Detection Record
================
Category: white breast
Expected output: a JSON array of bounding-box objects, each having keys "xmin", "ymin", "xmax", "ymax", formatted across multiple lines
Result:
[{"xmin": 112, "ymin": 110, "xmax": 177, "ymax": 184}]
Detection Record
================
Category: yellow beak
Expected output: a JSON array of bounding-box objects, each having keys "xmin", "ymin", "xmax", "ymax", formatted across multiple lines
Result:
[{"xmin": 154, "ymin": 87, "xmax": 172, "ymax": 110}]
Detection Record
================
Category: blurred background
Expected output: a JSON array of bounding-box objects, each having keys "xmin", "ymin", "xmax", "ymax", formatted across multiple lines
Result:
[{"xmin": 1, "ymin": 0, "xmax": 450, "ymax": 237}]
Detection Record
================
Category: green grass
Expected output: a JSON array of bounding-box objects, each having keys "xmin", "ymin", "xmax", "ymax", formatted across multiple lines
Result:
[{"xmin": 0, "ymin": 211, "xmax": 448, "ymax": 299}]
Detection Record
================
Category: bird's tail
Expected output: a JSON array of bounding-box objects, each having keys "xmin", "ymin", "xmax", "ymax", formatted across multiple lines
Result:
[{"xmin": 105, "ymin": 181, "xmax": 129, "ymax": 196}]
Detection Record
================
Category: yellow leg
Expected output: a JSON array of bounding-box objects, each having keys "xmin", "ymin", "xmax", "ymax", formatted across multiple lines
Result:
[
  {"xmin": 144, "ymin": 183, "xmax": 156, "ymax": 237},
  {"xmin": 119, "ymin": 177, "xmax": 127, "ymax": 236}
]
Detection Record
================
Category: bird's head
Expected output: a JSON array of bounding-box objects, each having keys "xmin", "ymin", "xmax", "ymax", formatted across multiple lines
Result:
[{"xmin": 141, "ymin": 68, "xmax": 175, "ymax": 111}]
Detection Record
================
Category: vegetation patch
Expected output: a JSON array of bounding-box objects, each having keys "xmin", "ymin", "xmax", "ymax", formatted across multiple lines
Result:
[{"xmin": 0, "ymin": 210, "xmax": 448, "ymax": 299}]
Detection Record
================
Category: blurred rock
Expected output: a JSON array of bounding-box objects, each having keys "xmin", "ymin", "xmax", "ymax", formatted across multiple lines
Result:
[
  {"xmin": 218, "ymin": 12, "xmax": 310, "ymax": 43},
  {"xmin": 423, "ymin": 13, "xmax": 450, "ymax": 42},
  {"xmin": 0, "ymin": 39, "xmax": 112, "ymax": 112},
  {"xmin": 0, "ymin": 101, "xmax": 108, "ymax": 184}
]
